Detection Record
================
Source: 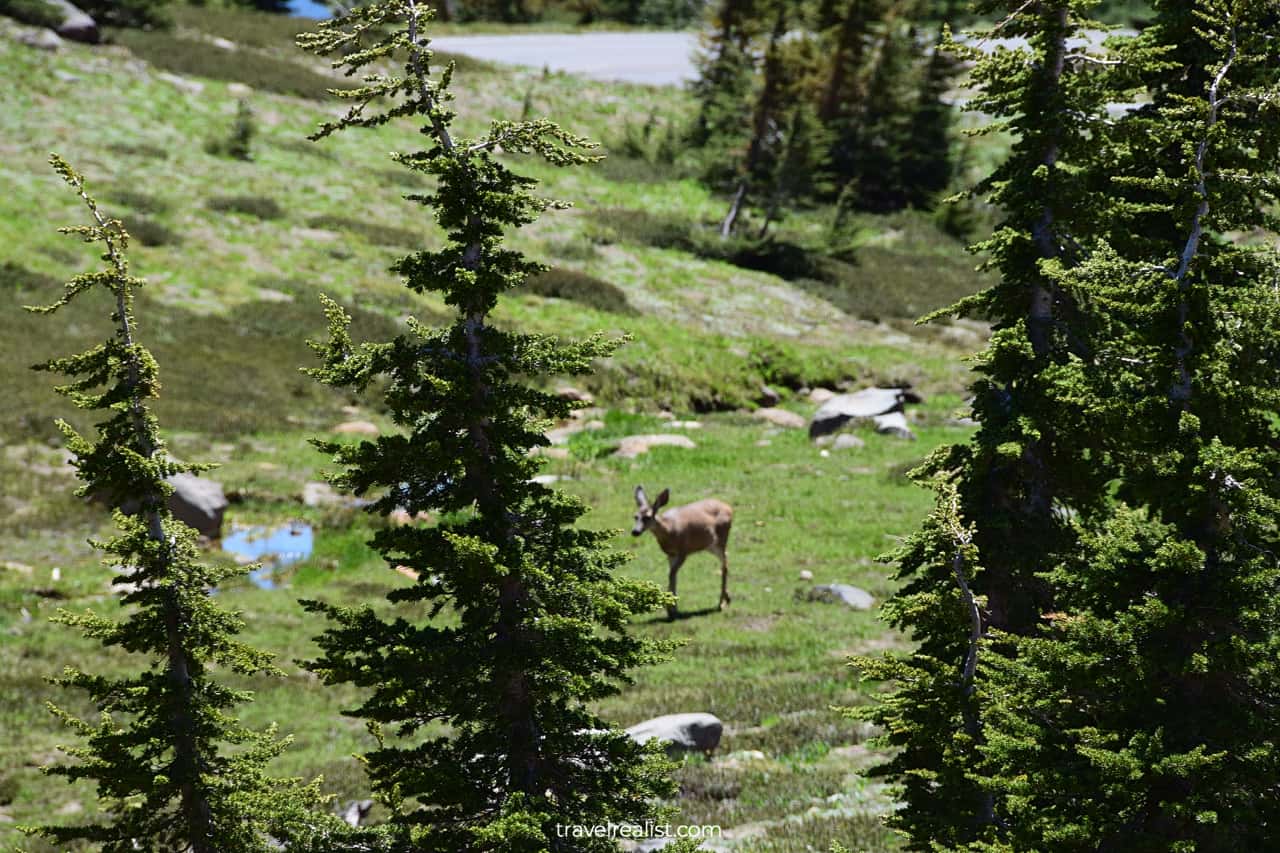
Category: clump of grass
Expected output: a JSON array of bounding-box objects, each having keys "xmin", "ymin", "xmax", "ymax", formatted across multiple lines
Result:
[
  {"xmin": 306, "ymin": 214, "xmax": 420, "ymax": 248},
  {"xmin": 207, "ymin": 194, "xmax": 285, "ymax": 220},
  {"xmin": 371, "ymin": 167, "xmax": 428, "ymax": 188},
  {"xmin": 590, "ymin": 207, "xmax": 694, "ymax": 251},
  {"xmin": 274, "ymin": 137, "xmax": 336, "ymax": 161},
  {"xmin": 122, "ymin": 216, "xmax": 181, "ymax": 246},
  {"xmin": 519, "ymin": 267, "xmax": 636, "ymax": 316},
  {"xmin": 104, "ymin": 188, "xmax": 169, "ymax": 215},
  {"xmin": 106, "ymin": 141, "xmax": 170, "ymax": 160}
]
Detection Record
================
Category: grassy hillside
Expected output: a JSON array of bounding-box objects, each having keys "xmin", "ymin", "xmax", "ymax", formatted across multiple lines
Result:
[{"xmin": 0, "ymin": 6, "xmax": 997, "ymax": 850}]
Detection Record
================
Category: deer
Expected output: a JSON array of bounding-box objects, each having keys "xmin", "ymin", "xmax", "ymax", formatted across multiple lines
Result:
[{"xmin": 632, "ymin": 486, "xmax": 733, "ymax": 620}]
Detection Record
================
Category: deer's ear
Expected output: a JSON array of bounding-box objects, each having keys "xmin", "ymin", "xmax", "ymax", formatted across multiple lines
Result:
[
  {"xmin": 654, "ymin": 489, "xmax": 670, "ymax": 510},
  {"xmin": 635, "ymin": 486, "xmax": 648, "ymax": 507}
]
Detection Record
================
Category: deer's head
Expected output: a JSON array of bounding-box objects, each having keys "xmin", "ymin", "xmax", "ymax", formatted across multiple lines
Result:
[{"xmin": 632, "ymin": 485, "xmax": 670, "ymax": 536}]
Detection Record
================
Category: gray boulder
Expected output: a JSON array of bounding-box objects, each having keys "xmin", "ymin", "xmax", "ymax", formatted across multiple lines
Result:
[
  {"xmin": 807, "ymin": 583, "xmax": 875, "ymax": 611},
  {"xmin": 625, "ymin": 712, "xmax": 722, "ymax": 757},
  {"xmin": 166, "ymin": 473, "xmax": 228, "ymax": 539},
  {"xmin": 809, "ymin": 386, "xmax": 923, "ymax": 438},
  {"xmin": 108, "ymin": 473, "xmax": 228, "ymax": 539}
]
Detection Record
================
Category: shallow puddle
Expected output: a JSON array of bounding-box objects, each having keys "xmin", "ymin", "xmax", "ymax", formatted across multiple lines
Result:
[{"xmin": 221, "ymin": 523, "xmax": 314, "ymax": 589}]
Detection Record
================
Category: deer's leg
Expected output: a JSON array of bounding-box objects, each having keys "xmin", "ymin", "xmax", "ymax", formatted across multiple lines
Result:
[
  {"xmin": 667, "ymin": 553, "xmax": 685, "ymax": 620},
  {"xmin": 710, "ymin": 545, "xmax": 730, "ymax": 609}
]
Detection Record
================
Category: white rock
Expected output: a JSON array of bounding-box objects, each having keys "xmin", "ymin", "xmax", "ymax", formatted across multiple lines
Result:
[
  {"xmin": 810, "ymin": 387, "xmax": 923, "ymax": 438},
  {"xmin": 807, "ymin": 584, "xmax": 876, "ymax": 611},
  {"xmin": 799, "ymin": 569, "xmax": 814, "ymax": 581}
]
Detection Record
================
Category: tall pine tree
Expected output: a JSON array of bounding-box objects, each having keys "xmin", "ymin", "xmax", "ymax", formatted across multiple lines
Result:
[
  {"xmin": 295, "ymin": 2, "xmax": 676, "ymax": 849},
  {"xmin": 851, "ymin": 1, "xmax": 1117, "ymax": 847},
  {"xmin": 26, "ymin": 156, "xmax": 335, "ymax": 853},
  {"xmin": 978, "ymin": 0, "xmax": 1280, "ymax": 846}
]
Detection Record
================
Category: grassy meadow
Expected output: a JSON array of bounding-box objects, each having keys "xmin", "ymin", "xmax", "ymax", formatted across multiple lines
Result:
[{"xmin": 0, "ymin": 6, "xmax": 1000, "ymax": 850}]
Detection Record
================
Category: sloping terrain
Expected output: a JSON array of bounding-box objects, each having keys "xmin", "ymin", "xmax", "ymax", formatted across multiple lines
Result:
[{"xmin": 0, "ymin": 7, "xmax": 995, "ymax": 849}]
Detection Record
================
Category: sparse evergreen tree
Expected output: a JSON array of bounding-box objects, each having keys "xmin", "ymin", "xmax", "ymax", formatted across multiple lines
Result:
[
  {"xmin": 296, "ymin": 2, "xmax": 676, "ymax": 849},
  {"xmin": 897, "ymin": 14, "xmax": 960, "ymax": 208},
  {"xmin": 851, "ymin": 1, "xmax": 1117, "ymax": 847},
  {"xmin": 977, "ymin": 0, "xmax": 1280, "ymax": 846},
  {"xmin": 25, "ymin": 156, "xmax": 336, "ymax": 853},
  {"xmin": 719, "ymin": 0, "xmax": 791, "ymax": 236},
  {"xmin": 688, "ymin": 0, "xmax": 761, "ymax": 181}
]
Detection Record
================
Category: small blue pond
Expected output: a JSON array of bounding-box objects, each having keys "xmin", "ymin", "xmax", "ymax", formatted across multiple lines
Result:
[
  {"xmin": 222, "ymin": 523, "xmax": 314, "ymax": 589},
  {"xmin": 287, "ymin": 0, "xmax": 331, "ymax": 19}
]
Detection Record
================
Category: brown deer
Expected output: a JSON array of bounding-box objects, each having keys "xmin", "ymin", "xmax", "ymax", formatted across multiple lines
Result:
[{"xmin": 632, "ymin": 486, "xmax": 733, "ymax": 619}]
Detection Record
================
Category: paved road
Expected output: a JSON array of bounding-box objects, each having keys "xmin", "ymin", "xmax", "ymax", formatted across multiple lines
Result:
[{"xmin": 430, "ymin": 32, "xmax": 701, "ymax": 86}]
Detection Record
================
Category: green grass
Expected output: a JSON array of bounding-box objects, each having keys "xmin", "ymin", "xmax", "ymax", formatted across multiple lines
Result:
[{"xmin": 0, "ymin": 3, "xmax": 1012, "ymax": 848}]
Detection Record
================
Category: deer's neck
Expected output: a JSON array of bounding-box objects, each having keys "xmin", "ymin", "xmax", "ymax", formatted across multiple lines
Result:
[{"xmin": 649, "ymin": 515, "xmax": 678, "ymax": 552}]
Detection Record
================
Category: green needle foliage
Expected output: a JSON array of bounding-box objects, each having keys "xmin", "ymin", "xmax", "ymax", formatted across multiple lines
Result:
[
  {"xmin": 977, "ymin": 0, "xmax": 1280, "ymax": 846},
  {"xmin": 296, "ymin": 3, "xmax": 677, "ymax": 849},
  {"xmin": 25, "ymin": 156, "xmax": 336, "ymax": 853},
  {"xmin": 850, "ymin": 1, "xmax": 1118, "ymax": 848}
]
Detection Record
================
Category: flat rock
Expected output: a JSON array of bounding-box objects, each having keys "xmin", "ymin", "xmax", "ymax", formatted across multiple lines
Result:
[
  {"xmin": 614, "ymin": 434, "xmax": 696, "ymax": 459},
  {"xmin": 809, "ymin": 387, "xmax": 923, "ymax": 438},
  {"xmin": 833, "ymin": 433, "xmax": 866, "ymax": 450},
  {"xmin": 753, "ymin": 407, "xmax": 806, "ymax": 429},
  {"xmin": 333, "ymin": 420, "xmax": 379, "ymax": 436},
  {"xmin": 807, "ymin": 583, "xmax": 875, "ymax": 611},
  {"xmin": 625, "ymin": 712, "xmax": 722, "ymax": 756}
]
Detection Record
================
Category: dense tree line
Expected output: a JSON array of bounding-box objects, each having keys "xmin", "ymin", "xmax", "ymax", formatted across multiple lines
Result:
[
  {"xmin": 857, "ymin": 0, "xmax": 1280, "ymax": 849},
  {"xmin": 690, "ymin": 0, "xmax": 961, "ymax": 238}
]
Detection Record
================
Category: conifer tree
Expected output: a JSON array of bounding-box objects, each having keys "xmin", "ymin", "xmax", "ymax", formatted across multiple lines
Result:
[
  {"xmin": 689, "ymin": 0, "xmax": 763, "ymax": 188},
  {"xmin": 851, "ymin": 1, "xmax": 1116, "ymax": 847},
  {"xmin": 296, "ymin": 2, "xmax": 676, "ymax": 849},
  {"xmin": 976, "ymin": 0, "xmax": 1280, "ymax": 846},
  {"xmin": 719, "ymin": 0, "xmax": 791, "ymax": 236},
  {"xmin": 27, "ymin": 156, "xmax": 335, "ymax": 853}
]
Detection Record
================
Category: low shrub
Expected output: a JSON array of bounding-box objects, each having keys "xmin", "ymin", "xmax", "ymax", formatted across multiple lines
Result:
[
  {"xmin": 519, "ymin": 267, "xmax": 636, "ymax": 316},
  {"xmin": 208, "ymin": 195, "xmax": 285, "ymax": 220},
  {"xmin": 205, "ymin": 99, "xmax": 256, "ymax": 161},
  {"xmin": 106, "ymin": 141, "xmax": 170, "ymax": 161},
  {"xmin": 306, "ymin": 215, "xmax": 420, "ymax": 248},
  {"xmin": 122, "ymin": 216, "xmax": 181, "ymax": 246}
]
